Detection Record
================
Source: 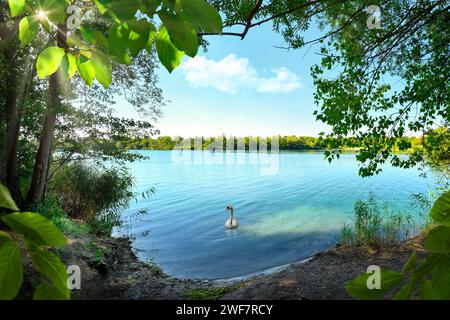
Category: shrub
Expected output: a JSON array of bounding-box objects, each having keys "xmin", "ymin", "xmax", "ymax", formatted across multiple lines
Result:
[
  {"xmin": 49, "ymin": 162, "xmax": 135, "ymax": 235},
  {"xmin": 35, "ymin": 195, "xmax": 90, "ymax": 236},
  {"xmin": 338, "ymin": 194, "xmax": 413, "ymax": 248},
  {"xmin": 346, "ymin": 190, "xmax": 450, "ymax": 300}
]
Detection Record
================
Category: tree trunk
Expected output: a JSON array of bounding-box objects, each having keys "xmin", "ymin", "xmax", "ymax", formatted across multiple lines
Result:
[
  {"xmin": 26, "ymin": 25, "xmax": 67, "ymax": 207},
  {"xmin": 4, "ymin": 71, "xmax": 21, "ymax": 203},
  {"xmin": 26, "ymin": 78, "xmax": 58, "ymax": 206},
  {"xmin": 0, "ymin": 6, "xmax": 21, "ymax": 204}
]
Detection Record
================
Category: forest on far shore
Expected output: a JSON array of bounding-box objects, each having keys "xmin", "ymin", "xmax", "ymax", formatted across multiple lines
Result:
[{"xmin": 119, "ymin": 132, "xmax": 430, "ymax": 152}]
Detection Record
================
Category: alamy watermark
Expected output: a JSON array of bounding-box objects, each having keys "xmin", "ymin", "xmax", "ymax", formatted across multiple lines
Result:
[
  {"xmin": 366, "ymin": 5, "xmax": 382, "ymax": 30},
  {"xmin": 67, "ymin": 265, "xmax": 81, "ymax": 290},
  {"xmin": 66, "ymin": 6, "xmax": 81, "ymax": 30},
  {"xmin": 171, "ymin": 136, "xmax": 280, "ymax": 176},
  {"xmin": 366, "ymin": 265, "xmax": 381, "ymax": 290}
]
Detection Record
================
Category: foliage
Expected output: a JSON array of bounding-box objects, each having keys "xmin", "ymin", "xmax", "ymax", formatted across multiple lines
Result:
[
  {"xmin": 210, "ymin": 0, "xmax": 449, "ymax": 178},
  {"xmin": 346, "ymin": 191, "xmax": 450, "ymax": 300},
  {"xmin": 88, "ymin": 210, "xmax": 122, "ymax": 236},
  {"xmin": 338, "ymin": 194, "xmax": 413, "ymax": 248},
  {"xmin": 36, "ymin": 196, "xmax": 90, "ymax": 236},
  {"xmin": 8, "ymin": 0, "xmax": 222, "ymax": 81},
  {"xmin": 48, "ymin": 161, "xmax": 154, "ymax": 235},
  {"xmin": 423, "ymin": 127, "xmax": 450, "ymax": 185},
  {"xmin": 48, "ymin": 161, "xmax": 134, "ymax": 234},
  {"xmin": 84, "ymin": 241, "xmax": 108, "ymax": 267},
  {"xmin": 8, "ymin": 50, "xmax": 164, "ymax": 202},
  {"xmin": 310, "ymin": 1, "xmax": 449, "ymax": 177},
  {"xmin": 0, "ymin": 183, "xmax": 69, "ymax": 300},
  {"xmin": 121, "ymin": 134, "xmax": 427, "ymax": 153},
  {"xmin": 2, "ymin": 0, "xmax": 219, "ymax": 207}
]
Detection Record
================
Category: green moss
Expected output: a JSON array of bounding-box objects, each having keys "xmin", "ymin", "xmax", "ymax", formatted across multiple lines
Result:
[{"xmin": 184, "ymin": 285, "xmax": 240, "ymax": 300}]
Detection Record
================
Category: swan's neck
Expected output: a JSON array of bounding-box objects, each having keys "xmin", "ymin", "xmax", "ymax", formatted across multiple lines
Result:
[{"xmin": 229, "ymin": 209, "xmax": 234, "ymax": 223}]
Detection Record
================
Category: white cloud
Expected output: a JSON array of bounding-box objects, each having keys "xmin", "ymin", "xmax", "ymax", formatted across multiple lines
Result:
[
  {"xmin": 257, "ymin": 67, "xmax": 303, "ymax": 93},
  {"xmin": 179, "ymin": 54, "xmax": 303, "ymax": 94}
]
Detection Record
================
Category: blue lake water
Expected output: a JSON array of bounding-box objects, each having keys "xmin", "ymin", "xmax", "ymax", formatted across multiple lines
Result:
[{"xmin": 116, "ymin": 150, "xmax": 437, "ymax": 279}]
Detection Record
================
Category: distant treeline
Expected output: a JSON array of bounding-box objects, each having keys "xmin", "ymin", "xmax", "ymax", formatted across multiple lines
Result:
[{"xmin": 118, "ymin": 135, "xmax": 424, "ymax": 152}]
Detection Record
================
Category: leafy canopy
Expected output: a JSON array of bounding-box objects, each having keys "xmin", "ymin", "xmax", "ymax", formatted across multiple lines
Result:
[
  {"xmin": 9, "ymin": 0, "xmax": 223, "ymax": 86},
  {"xmin": 210, "ymin": 0, "xmax": 449, "ymax": 177}
]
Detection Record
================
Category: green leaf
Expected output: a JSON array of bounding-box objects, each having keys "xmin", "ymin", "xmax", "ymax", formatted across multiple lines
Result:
[
  {"xmin": 393, "ymin": 283, "xmax": 414, "ymax": 300},
  {"xmin": 8, "ymin": 0, "xmax": 26, "ymax": 17},
  {"xmin": 345, "ymin": 270, "xmax": 404, "ymax": 300},
  {"xmin": 429, "ymin": 191, "xmax": 450, "ymax": 226},
  {"xmin": 76, "ymin": 54, "xmax": 95, "ymax": 86},
  {"xmin": 179, "ymin": 0, "xmax": 222, "ymax": 33},
  {"xmin": 401, "ymin": 251, "xmax": 416, "ymax": 274},
  {"xmin": 92, "ymin": 31, "xmax": 109, "ymax": 49},
  {"xmin": 420, "ymin": 280, "xmax": 436, "ymax": 300},
  {"xmin": 128, "ymin": 20, "xmax": 152, "ymax": 57},
  {"xmin": 94, "ymin": 0, "xmax": 109, "ymax": 14},
  {"xmin": 425, "ymin": 226, "xmax": 450, "ymax": 253},
  {"xmin": 0, "ymin": 231, "xmax": 12, "ymax": 245},
  {"xmin": 1, "ymin": 212, "xmax": 66, "ymax": 247},
  {"xmin": 0, "ymin": 237, "xmax": 23, "ymax": 300},
  {"xmin": 36, "ymin": 46, "xmax": 65, "ymax": 79},
  {"xmin": 19, "ymin": 16, "xmax": 39, "ymax": 46},
  {"xmin": 40, "ymin": 0, "xmax": 67, "ymax": 24},
  {"xmin": 159, "ymin": 12, "xmax": 198, "ymax": 57},
  {"xmin": 66, "ymin": 34, "xmax": 90, "ymax": 51},
  {"xmin": 144, "ymin": 0, "xmax": 160, "ymax": 15},
  {"xmin": 92, "ymin": 48, "xmax": 112, "ymax": 88},
  {"xmin": 27, "ymin": 242, "xmax": 69, "ymax": 299},
  {"xmin": 108, "ymin": 23, "xmax": 131, "ymax": 64},
  {"xmin": 410, "ymin": 254, "xmax": 442, "ymax": 281},
  {"xmin": 156, "ymin": 26, "xmax": 184, "ymax": 73},
  {"xmin": 0, "ymin": 183, "xmax": 19, "ymax": 211},
  {"xmin": 163, "ymin": 0, "xmax": 177, "ymax": 10},
  {"xmin": 106, "ymin": 0, "xmax": 140, "ymax": 21},
  {"xmin": 429, "ymin": 255, "xmax": 450, "ymax": 299},
  {"xmin": 146, "ymin": 23, "xmax": 157, "ymax": 53},
  {"xmin": 80, "ymin": 26, "xmax": 94, "ymax": 44},
  {"xmin": 34, "ymin": 283, "xmax": 69, "ymax": 300},
  {"xmin": 60, "ymin": 53, "xmax": 77, "ymax": 80}
]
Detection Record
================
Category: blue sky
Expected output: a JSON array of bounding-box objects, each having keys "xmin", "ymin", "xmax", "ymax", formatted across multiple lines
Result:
[{"xmin": 117, "ymin": 23, "xmax": 329, "ymax": 137}]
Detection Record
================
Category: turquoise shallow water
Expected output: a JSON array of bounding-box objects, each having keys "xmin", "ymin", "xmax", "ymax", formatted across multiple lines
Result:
[{"xmin": 116, "ymin": 150, "xmax": 437, "ymax": 279}]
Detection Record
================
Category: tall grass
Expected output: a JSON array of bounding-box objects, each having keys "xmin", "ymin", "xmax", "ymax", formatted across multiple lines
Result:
[
  {"xmin": 48, "ymin": 161, "xmax": 155, "ymax": 236},
  {"xmin": 49, "ymin": 162, "xmax": 135, "ymax": 235},
  {"xmin": 36, "ymin": 195, "xmax": 90, "ymax": 235},
  {"xmin": 338, "ymin": 194, "xmax": 413, "ymax": 248}
]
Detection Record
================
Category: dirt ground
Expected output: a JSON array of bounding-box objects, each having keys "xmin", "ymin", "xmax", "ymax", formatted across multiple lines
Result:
[
  {"xmin": 221, "ymin": 244, "xmax": 423, "ymax": 300},
  {"xmin": 20, "ymin": 233, "xmax": 423, "ymax": 300}
]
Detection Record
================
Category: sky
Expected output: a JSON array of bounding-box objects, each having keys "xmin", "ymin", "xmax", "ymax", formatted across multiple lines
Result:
[{"xmin": 115, "ymin": 23, "xmax": 330, "ymax": 138}]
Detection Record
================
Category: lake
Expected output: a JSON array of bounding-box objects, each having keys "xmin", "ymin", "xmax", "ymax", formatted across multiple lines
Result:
[{"xmin": 116, "ymin": 150, "xmax": 437, "ymax": 279}]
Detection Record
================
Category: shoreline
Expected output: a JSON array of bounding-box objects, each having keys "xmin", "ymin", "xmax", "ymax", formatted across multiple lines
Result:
[
  {"xmin": 214, "ymin": 257, "xmax": 314, "ymax": 285},
  {"xmin": 22, "ymin": 230, "xmax": 421, "ymax": 300}
]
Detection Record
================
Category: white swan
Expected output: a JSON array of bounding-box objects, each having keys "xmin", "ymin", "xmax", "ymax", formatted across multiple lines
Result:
[{"xmin": 225, "ymin": 205, "xmax": 238, "ymax": 229}]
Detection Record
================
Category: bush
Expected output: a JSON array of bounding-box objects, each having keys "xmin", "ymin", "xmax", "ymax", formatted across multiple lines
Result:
[
  {"xmin": 35, "ymin": 195, "xmax": 90, "ymax": 235},
  {"xmin": 338, "ymin": 194, "xmax": 413, "ymax": 248},
  {"xmin": 346, "ymin": 191, "xmax": 450, "ymax": 300},
  {"xmin": 49, "ymin": 162, "xmax": 135, "ymax": 235}
]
